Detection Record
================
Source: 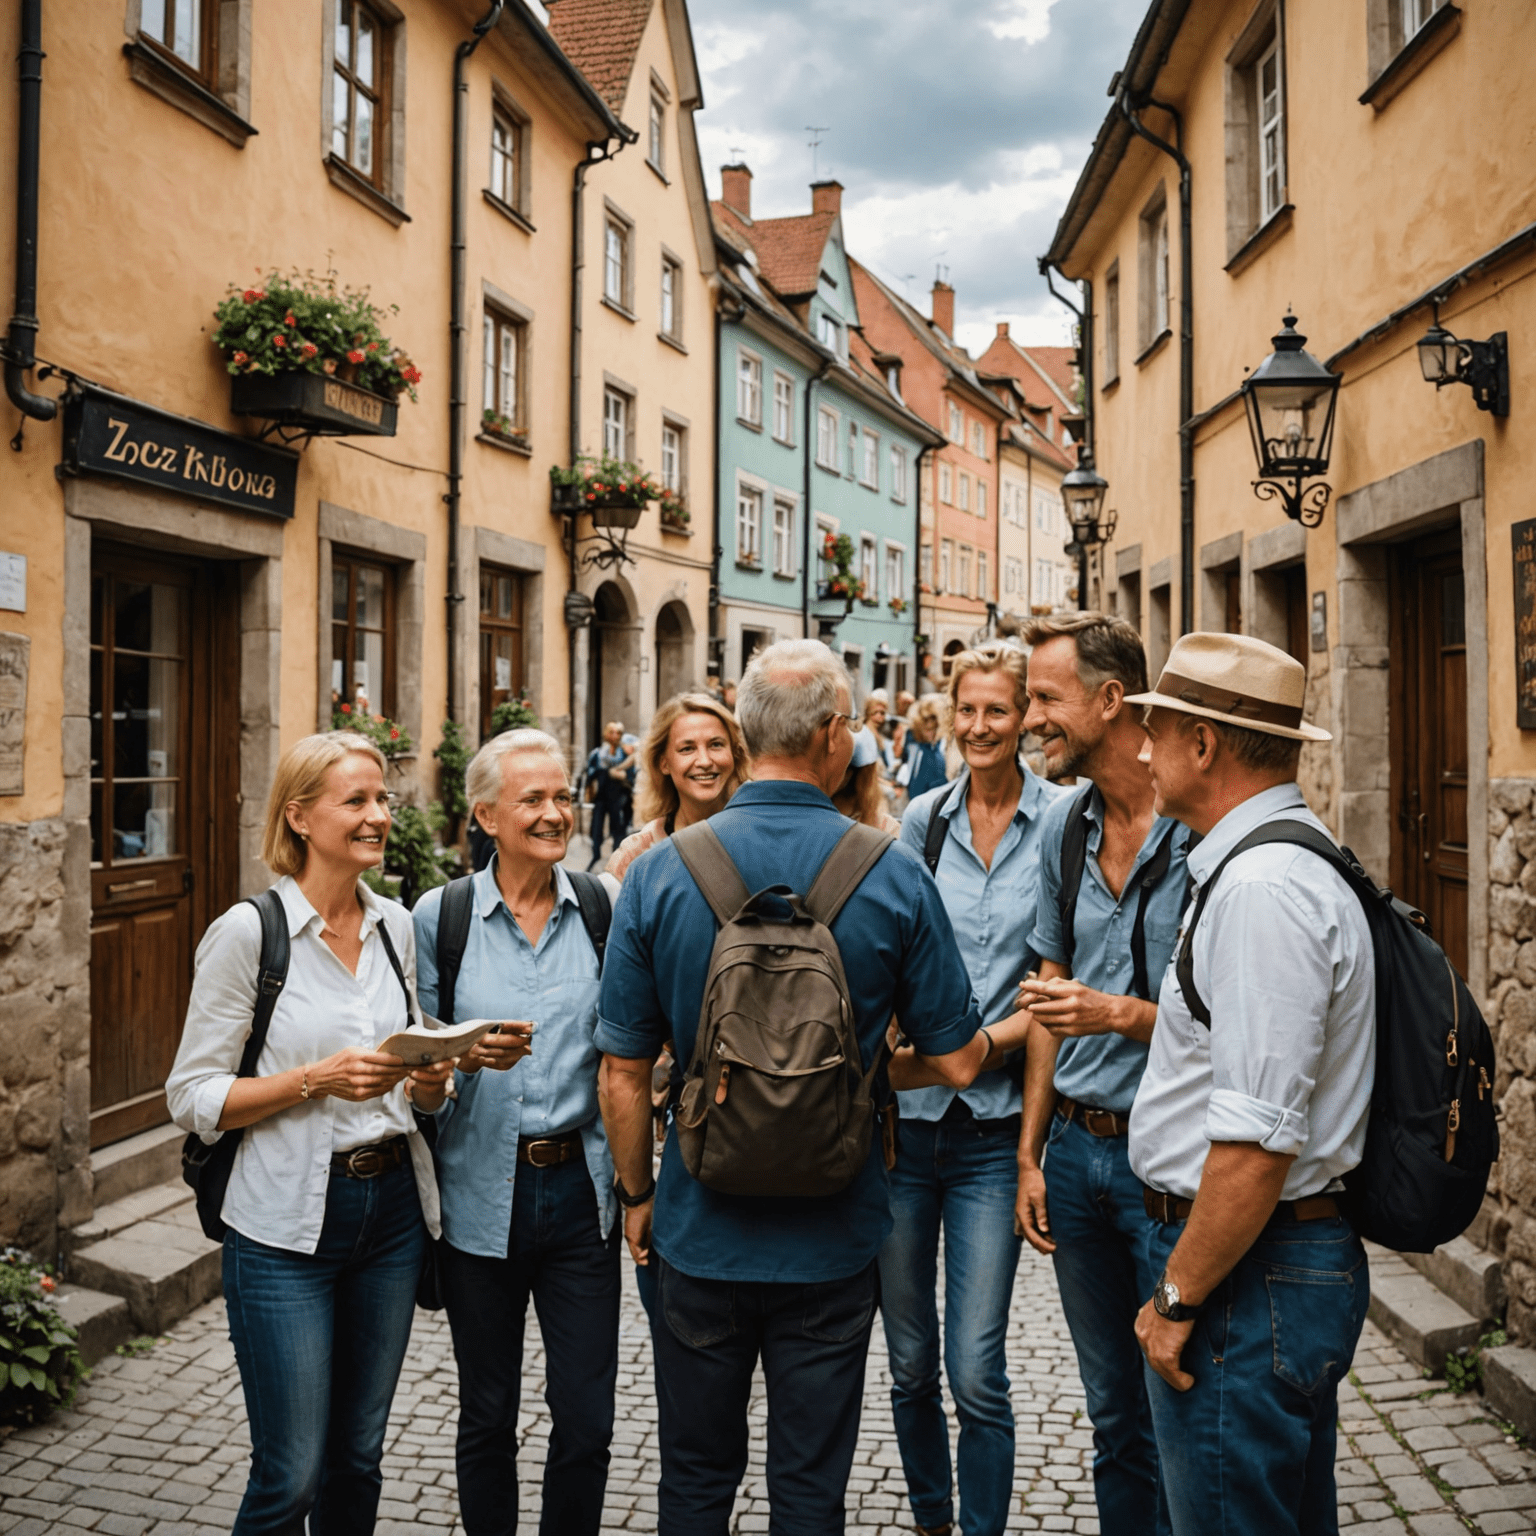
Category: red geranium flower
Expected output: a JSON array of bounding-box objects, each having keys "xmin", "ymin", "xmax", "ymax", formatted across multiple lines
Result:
[
  {"xmin": 390, "ymin": 728, "xmax": 400, "ymax": 740},
  {"xmin": 301, "ymin": 342, "xmax": 318, "ymax": 358},
  {"xmin": 285, "ymin": 312, "xmax": 297, "ymax": 327},
  {"xmin": 38, "ymin": 1275, "xmax": 55, "ymax": 1293},
  {"xmin": 347, "ymin": 349, "xmax": 365, "ymax": 364},
  {"xmin": 272, "ymin": 334, "xmax": 286, "ymax": 348},
  {"xmin": 367, "ymin": 342, "xmax": 379, "ymax": 352},
  {"xmin": 243, "ymin": 288, "xmax": 264, "ymax": 303},
  {"xmin": 232, "ymin": 350, "xmax": 248, "ymax": 364},
  {"xmin": 340, "ymin": 702, "xmax": 352, "ymax": 714}
]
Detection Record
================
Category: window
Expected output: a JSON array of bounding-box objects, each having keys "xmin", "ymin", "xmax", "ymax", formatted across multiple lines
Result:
[
  {"xmin": 890, "ymin": 445, "xmax": 908, "ymax": 503},
  {"xmin": 920, "ymin": 543, "xmax": 933, "ymax": 588},
  {"xmin": 604, "ymin": 212, "xmax": 633, "ymax": 312},
  {"xmin": 817, "ymin": 406, "xmax": 839, "ymax": 468},
  {"xmin": 660, "ymin": 256, "xmax": 682, "ymax": 342},
  {"xmin": 141, "ymin": 0, "xmax": 215, "ymax": 82},
  {"xmin": 957, "ymin": 546, "xmax": 973, "ymax": 598},
  {"xmin": 1104, "ymin": 261, "xmax": 1121, "ymax": 383},
  {"xmin": 976, "ymin": 481, "xmax": 988, "ymax": 520},
  {"xmin": 819, "ymin": 314, "xmax": 841, "ymax": 354},
  {"xmin": 490, "ymin": 106, "xmax": 521, "ymax": 212},
  {"xmin": 736, "ymin": 485, "xmax": 763, "ymax": 567},
  {"xmin": 939, "ymin": 540, "xmax": 953, "ymax": 593},
  {"xmin": 1034, "ymin": 559, "xmax": 1051, "ymax": 605},
  {"xmin": 846, "ymin": 422, "xmax": 858, "ymax": 479},
  {"xmin": 1402, "ymin": 0, "xmax": 1445, "ymax": 34},
  {"xmin": 948, "ymin": 404, "xmax": 964, "ymax": 444},
  {"xmin": 886, "ymin": 363, "xmax": 903, "ymax": 400},
  {"xmin": 332, "ymin": 1, "xmax": 390, "ymax": 187},
  {"xmin": 938, "ymin": 461, "xmax": 953, "ymax": 504},
  {"xmin": 737, "ymin": 352, "xmax": 763, "ymax": 426},
  {"xmin": 860, "ymin": 537, "xmax": 878, "ymax": 598},
  {"xmin": 1138, "ymin": 191, "xmax": 1170, "ymax": 350},
  {"xmin": 977, "ymin": 551, "xmax": 989, "ymax": 601},
  {"xmin": 1225, "ymin": 12, "xmax": 1291, "ymax": 259},
  {"xmin": 772, "ymin": 499, "xmax": 796, "ymax": 577},
  {"xmin": 862, "ymin": 430, "xmax": 880, "ymax": 489},
  {"xmin": 478, "ymin": 565, "xmax": 524, "ymax": 742},
  {"xmin": 1256, "ymin": 35, "xmax": 1284, "ymax": 224},
  {"xmin": 482, "ymin": 310, "xmax": 524, "ymax": 436},
  {"xmin": 648, "ymin": 93, "xmax": 665, "ymax": 175},
  {"xmin": 885, "ymin": 544, "xmax": 905, "ymax": 600},
  {"xmin": 1005, "ymin": 556, "xmax": 1023, "ymax": 595},
  {"xmin": 603, "ymin": 387, "xmax": 629, "ymax": 460},
  {"xmin": 971, "ymin": 421, "xmax": 987, "ymax": 459},
  {"xmin": 332, "ymin": 555, "xmax": 394, "ymax": 718},
  {"xmin": 773, "ymin": 373, "xmax": 795, "ymax": 443},
  {"xmin": 661, "ymin": 422, "xmax": 684, "ymax": 497},
  {"xmin": 958, "ymin": 474, "xmax": 971, "ymax": 513},
  {"xmin": 1034, "ymin": 489, "xmax": 1062, "ymax": 535}
]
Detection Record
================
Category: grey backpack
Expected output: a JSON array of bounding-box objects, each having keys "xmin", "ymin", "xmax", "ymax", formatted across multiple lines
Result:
[{"xmin": 670, "ymin": 820, "xmax": 895, "ymax": 1197}]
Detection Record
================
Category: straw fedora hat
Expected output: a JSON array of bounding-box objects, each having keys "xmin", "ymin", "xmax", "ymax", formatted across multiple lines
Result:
[{"xmin": 1125, "ymin": 631, "xmax": 1332, "ymax": 742}]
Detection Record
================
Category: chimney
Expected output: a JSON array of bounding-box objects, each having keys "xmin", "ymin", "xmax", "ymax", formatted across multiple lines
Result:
[
  {"xmin": 931, "ymin": 280, "xmax": 955, "ymax": 339},
  {"xmin": 811, "ymin": 179, "xmax": 843, "ymax": 217},
  {"xmin": 721, "ymin": 163, "xmax": 752, "ymax": 220},
  {"xmin": 995, "ymin": 321, "xmax": 1010, "ymax": 339}
]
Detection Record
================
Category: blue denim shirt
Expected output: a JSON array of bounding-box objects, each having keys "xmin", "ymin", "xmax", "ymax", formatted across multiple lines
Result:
[
  {"xmin": 594, "ymin": 780, "xmax": 980, "ymax": 1284},
  {"xmin": 903, "ymin": 737, "xmax": 949, "ymax": 799},
  {"xmin": 1027, "ymin": 783, "xmax": 1193, "ymax": 1115},
  {"xmin": 898, "ymin": 765, "xmax": 1070, "ymax": 1122},
  {"xmin": 413, "ymin": 862, "xmax": 616, "ymax": 1256}
]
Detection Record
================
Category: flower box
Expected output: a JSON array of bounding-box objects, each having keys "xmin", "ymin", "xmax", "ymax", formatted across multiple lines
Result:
[
  {"xmin": 231, "ymin": 371, "xmax": 398, "ymax": 437},
  {"xmin": 590, "ymin": 499, "xmax": 644, "ymax": 530}
]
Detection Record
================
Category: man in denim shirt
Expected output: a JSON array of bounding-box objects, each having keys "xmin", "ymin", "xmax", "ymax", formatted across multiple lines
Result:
[
  {"xmin": 1019, "ymin": 614, "xmax": 1192, "ymax": 1534},
  {"xmin": 596, "ymin": 640, "xmax": 1000, "ymax": 1534}
]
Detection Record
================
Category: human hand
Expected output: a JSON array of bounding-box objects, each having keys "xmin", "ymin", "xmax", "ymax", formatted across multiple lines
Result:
[
  {"xmin": 406, "ymin": 1059, "xmax": 455, "ymax": 1111},
  {"xmin": 1019, "ymin": 977, "xmax": 1125, "ymax": 1038},
  {"xmin": 1015, "ymin": 1163, "xmax": 1055, "ymax": 1254},
  {"xmin": 308, "ymin": 1048, "xmax": 410, "ymax": 1102},
  {"xmin": 458, "ymin": 1023, "xmax": 534, "ymax": 1075},
  {"xmin": 1134, "ymin": 1298, "xmax": 1196, "ymax": 1391},
  {"xmin": 624, "ymin": 1199, "xmax": 654, "ymax": 1266}
]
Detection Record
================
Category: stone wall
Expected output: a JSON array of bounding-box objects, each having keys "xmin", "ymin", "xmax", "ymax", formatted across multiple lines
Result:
[{"xmin": 0, "ymin": 818, "xmax": 92, "ymax": 1259}]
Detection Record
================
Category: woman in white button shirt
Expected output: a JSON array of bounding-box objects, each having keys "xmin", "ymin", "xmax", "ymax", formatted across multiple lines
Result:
[{"xmin": 168, "ymin": 732, "xmax": 453, "ymax": 1536}]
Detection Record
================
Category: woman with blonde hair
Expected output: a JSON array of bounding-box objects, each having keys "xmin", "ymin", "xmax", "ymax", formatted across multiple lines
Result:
[
  {"xmin": 607, "ymin": 692, "xmax": 749, "ymax": 880},
  {"xmin": 901, "ymin": 693, "xmax": 951, "ymax": 800},
  {"xmin": 167, "ymin": 732, "xmax": 453, "ymax": 1535},
  {"xmin": 834, "ymin": 725, "xmax": 902, "ymax": 833}
]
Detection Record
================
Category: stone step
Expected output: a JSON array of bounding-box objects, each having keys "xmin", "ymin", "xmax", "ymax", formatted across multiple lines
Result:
[
  {"xmin": 1401, "ymin": 1234, "xmax": 1507, "ymax": 1322},
  {"xmin": 66, "ymin": 1181, "xmax": 222, "ymax": 1336},
  {"xmin": 89, "ymin": 1121, "xmax": 185, "ymax": 1208},
  {"xmin": 1365, "ymin": 1242, "xmax": 1482, "ymax": 1374},
  {"xmin": 50, "ymin": 1284, "xmax": 133, "ymax": 1366},
  {"xmin": 1483, "ymin": 1342, "xmax": 1536, "ymax": 1440}
]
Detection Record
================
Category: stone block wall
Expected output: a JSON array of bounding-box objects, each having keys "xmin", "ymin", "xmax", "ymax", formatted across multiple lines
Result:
[{"xmin": 0, "ymin": 818, "xmax": 92, "ymax": 1260}]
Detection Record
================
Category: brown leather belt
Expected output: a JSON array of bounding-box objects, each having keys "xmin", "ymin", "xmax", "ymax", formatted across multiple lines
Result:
[
  {"xmin": 517, "ymin": 1132, "xmax": 584, "ymax": 1168},
  {"xmin": 1142, "ymin": 1186, "xmax": 1341, "ymax": 1225},
  {"xmin": 331, "ymin": 1135, "xmax": 409, "ymax": 1179},
  {"xmin": 1057, "ymin": 1097, "xmax": 1131, "ymax": 1138}
]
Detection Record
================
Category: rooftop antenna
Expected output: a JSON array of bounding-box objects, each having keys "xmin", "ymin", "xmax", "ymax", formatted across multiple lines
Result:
[
  {"xmin": 728, "ymin": 145, "xmax": 746, "ymax": 162},
  {"xmin": 805, "ymin": 125, "xmax": 830, "ymax": 181}
]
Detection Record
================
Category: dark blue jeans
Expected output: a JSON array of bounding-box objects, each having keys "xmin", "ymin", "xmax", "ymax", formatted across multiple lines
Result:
[
  {"xmin": 222, "ymin": 1159, "xmax": 426, "ymax": 1536},
  {"xmin": 878, "ymin": 1113, "xmax": 1022, "ymax": 1536},
  {"xmin": 441, "ymin": 1157, "xmax": 621, "ymax": 1536},
  {"xmin": 588, "ymin": 792, "xmax": 630, "ymax": 865},
  {"xmin": 1145, "ymin": 1211, "xmax": 1369, "ymax": 1536},
  {"xmin": 1043, "ymin": 1113, "xmax": 1165, "ymax": 1535},
  {"xmin": 652, "ymin": 1254, "xmax": 879, "ymax": 1535}
]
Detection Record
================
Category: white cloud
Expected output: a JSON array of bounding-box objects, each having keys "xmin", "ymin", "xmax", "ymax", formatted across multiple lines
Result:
[{"xmin": 986, "ymin": 0, "xmax": 1062, "ymax": 43}]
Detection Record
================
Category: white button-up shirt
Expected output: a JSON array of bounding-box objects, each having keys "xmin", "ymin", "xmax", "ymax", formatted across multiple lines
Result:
[
  {"xmin": 167, "ymin": 876, "xmax": 441, "ymax": 1254},
  {"xmin": 1128, "ymin": 782, "xmax": 1376, "ymax": 1204}
]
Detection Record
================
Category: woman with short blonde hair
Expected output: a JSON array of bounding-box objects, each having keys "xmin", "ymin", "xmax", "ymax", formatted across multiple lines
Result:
[{"xmin": 168, "ymin": 731, "xmax": 453, "ymax": 1535}]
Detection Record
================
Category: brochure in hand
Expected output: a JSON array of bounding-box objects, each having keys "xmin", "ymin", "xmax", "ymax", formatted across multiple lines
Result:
[{"xmin": 378, "ymin": 1017, "xmax": 529, "ymax": 1065}]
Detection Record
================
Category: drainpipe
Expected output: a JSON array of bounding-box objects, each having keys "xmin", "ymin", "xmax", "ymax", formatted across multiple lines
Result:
[
  {"xmin": 1119, "ymin": 92, "xmax": 1194, "ymax": 635},
  {"xmin": 446, "ymin": 1, "xmax": 504, "ymax": 727},
  {"xmin": 801, "ymin": 357, "xmax": 833, "ymax": 641},
  {"xmin": 6, "ymin": 0, "xmax": 56, "ymax": 424},
  {"xmin": 709, "ymin": 287, "xmax": 738, "ymax": 682},
  {"xmin": 913, "ymin": 443, "xmax": 931, "ymax": 677}
]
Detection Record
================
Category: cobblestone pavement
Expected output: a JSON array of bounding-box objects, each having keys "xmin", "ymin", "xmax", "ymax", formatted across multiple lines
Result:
[{"xmin": 2, "ymin": 1248, "xmax": 1534, "ymax": 1534}]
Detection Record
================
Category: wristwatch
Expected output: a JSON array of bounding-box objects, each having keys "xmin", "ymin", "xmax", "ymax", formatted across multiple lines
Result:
[{"xmin": 1152, "ymin": 1271, "xmax": 1200, "ymax": 1322}]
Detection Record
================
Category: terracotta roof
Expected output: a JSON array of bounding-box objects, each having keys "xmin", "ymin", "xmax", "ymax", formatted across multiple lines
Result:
[
  {"xmin": 976, "ymin": 334, "xmax": 1078, "ymax": 413},
  {"xmin": 742, "ymin": 213, "xmax": 836, "ymax": 297},
  {"xmin": 545, "ymin": 0, "xmax": 652, "ymax": 114}
]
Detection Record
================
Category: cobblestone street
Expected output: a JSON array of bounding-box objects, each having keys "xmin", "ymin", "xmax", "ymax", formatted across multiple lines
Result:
[{"xmin": 2, "ymin": 1247, "xmax": 1534, "ymax": 1534}]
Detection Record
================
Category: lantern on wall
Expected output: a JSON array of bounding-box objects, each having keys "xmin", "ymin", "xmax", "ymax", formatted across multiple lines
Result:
[{"xmin": 1240, "ymin": 313, "xmax": 1340, "ymax": 528}]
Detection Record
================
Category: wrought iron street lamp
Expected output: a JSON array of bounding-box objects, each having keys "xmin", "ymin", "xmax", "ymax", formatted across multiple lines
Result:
[
  {"xmin": 1417, "ymin": 313, "xmax": 1509, "ymax": 417},
  {"xmin": 1241, "ymin": 312, "xmax": 1340, "ymax": 528},
  {"xmin": 1060, "ymin": 448, "xmax": 1113, "ymax": 611}
]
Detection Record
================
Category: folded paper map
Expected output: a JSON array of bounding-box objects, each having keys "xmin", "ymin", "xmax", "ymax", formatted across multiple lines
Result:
[{"xmin": 379, "ymin": 1017, "xmax": 506, "ymax": 1065}]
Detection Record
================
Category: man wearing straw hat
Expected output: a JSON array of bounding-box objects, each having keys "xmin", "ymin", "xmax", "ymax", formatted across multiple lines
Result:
[{"xmin": 1125, "ymin": 632, "xmax": 1376, "ymax": 1535}]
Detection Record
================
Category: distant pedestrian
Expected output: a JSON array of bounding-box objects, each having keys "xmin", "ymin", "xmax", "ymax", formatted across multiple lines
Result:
[
  {"xmin": 586, "ymin": 720, "xmax": 635, "ymax": 869},
  {"xmin": 167, "ymin": 731, "xmax": 452, "ymax": 1536},
  {"xmin": 1126, "ymin": 633, "xmax": 1372, "ymax": 1536},
  {"xmin": 834, "ymin": 725, "xmax": 902, "ymax": 833},
  {"xmin": 901, "ymin": 695, "xmax": 950, "ymax": 799},
  {"xmin": 721, "ymin": 677, "xmax": 738, "ymax": 710},
  {"xmin": 595, "ymin": 639, "xmax": 1007, "ymax": 1534}
]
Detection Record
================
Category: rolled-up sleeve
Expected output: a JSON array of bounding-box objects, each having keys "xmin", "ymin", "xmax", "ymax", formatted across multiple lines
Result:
[
  {"xmin": 1200, "ymin": 876, "xmax": 1328, "ymax": 1157},
  {"xmin": 165, "ymin": 904, "xmax": 261, "ymax": 1142},
  {"xmin": 594, "ymin": 868, "xmax": 665, "ymax": 1059}
]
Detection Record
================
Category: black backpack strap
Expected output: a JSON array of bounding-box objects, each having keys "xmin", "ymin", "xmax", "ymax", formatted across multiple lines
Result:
[
  {"xmin": 671, "ymin": 821, "xmax": 752, "ymax": 925},
  {"xmin": 1127, "ymin": 822, "xmax": 1179, "ymax": 1000},
  {"xmin": 566, "ymin": 869, "xmax": 613, "ymax": 969},
  {"xmin": 433, "ymin": 875, "xmax": 476, "ymax": 1026},
  {"xmin": 238, "ymin": 887, "xmax": 290, "ymax": 1077},
  {"xmin": 374, "ymin": 915, "xmax": 417, "ymax": 1028},
  {"xmin": 805, "ymin": 823, "xmax": 894, "ymax": 928},
  {"xmin": 922, "ymin": 797, "xmax": 954, "ymax": 876},
  {"xmin": 1056, "ymin": 786, "xmax": 1096, "ymax": 976},
  {"xmin": 1175, "ymin": 820, "xmax": 1370, "ymax": 1027}
]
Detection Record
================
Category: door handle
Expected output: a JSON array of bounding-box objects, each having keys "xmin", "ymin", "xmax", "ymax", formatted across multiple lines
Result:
[
  {"xmin": 1419, "ymin": 813, "xmax": 1430, "ymax": 863},
  {"xmin": 107, "ymin": 877, "xmax": 157, "ymax": 896}
]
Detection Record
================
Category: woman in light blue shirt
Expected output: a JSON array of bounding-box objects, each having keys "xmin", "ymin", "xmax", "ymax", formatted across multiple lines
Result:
[{"xmin": 880, "ymin": 645, "xmax": 1069, "ymax": 1536}]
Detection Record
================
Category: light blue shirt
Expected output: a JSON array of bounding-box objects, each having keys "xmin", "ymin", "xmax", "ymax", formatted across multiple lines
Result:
[
  {"xmin": 413, "ymin": 862, "xmax": 616, "ymax": 1256},
  {"xmin": 1027, "ymin": 783, "xmax": 1193, "ymax": 1115},
  {"xmin": 899, "ymin": 765, "xmax": 1069, "ymax": 1121}
]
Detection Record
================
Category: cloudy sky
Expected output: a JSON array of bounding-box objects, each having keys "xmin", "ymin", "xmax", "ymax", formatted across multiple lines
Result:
[{"xmin": 687, "ymin": 0, "xmax": 1149, "ymax": 356}]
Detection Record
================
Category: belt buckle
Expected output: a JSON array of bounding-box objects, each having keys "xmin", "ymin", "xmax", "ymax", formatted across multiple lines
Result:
[
  {"xmin": 524, "ymin": 1139, "xmax": 563, "ymax": 1168},
  {"xmin": 347, "ymin": 1148, "xmax": 384, "ymax": 1179}
]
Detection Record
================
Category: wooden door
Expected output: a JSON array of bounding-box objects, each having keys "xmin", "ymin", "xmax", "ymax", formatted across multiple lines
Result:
[
  {"xmin": 1391, "ymin": 531, "xmax": 1468, "ymax": 975},
  {"xmin": 89, "ymin": 546, "xmax": 234, "ymax": 1147}
]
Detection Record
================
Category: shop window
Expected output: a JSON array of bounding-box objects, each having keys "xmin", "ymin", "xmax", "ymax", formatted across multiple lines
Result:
[{"xmin": 332, "ymin": 554, "xmax": 395, "ymax": 719}]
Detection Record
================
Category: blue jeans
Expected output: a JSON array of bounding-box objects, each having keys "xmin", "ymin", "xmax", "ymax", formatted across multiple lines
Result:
[
  {"xmin": 1144, "ymin": 1211, "xmax": 1369, "ymax": 1536},
  {"xmin": 441, "ymin": 1158, "xmax": 621, "ymax": 1536},
  {"xmin": 588, "ymin": 792, "xmax": 630, "ymax": 864},
  {"xmin": 878, "ymin": 1113, "xmax": 1022, "ymax": 1536},
  {"xmin": 1043, "ymin": 1113, "xmax": 1165, "ymax": 1535},
  {"xmin": 652, "ymin": 1255, "xmax": 879, "ymax": 1535},
  {"xmin": 222, "ymin": 1159, "xmax": 426, "ymax": 1536}
]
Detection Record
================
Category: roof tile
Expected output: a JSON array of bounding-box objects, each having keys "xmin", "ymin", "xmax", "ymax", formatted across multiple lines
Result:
[{"xmin": 545, "ymin": 0, "xmax": 652, "ymax": 114}]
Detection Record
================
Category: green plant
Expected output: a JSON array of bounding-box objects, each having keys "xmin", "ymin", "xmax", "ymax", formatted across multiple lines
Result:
[
  {"xmin": 115, "ymin": 1335, "xmax": 162, "ymax": 1359},
  {"xmin": 384, "ymin": 802, "xmax": 457, "ymax": 906},
  {"xmin": 549, "ymin": 454, "xmax": 662, "ymax": 509},
  {"xmin": 489, "ymin": 697, "xmax": 541, "ymax": 736},
  {"xmin": 213, "ymin": 269, "xmax": 422, "ymax": 401},
  {"xmin": 434, "ymin": 720, "xmax": 473, "ymax": 822},
  {"xmin": 332, "ymin": 706, "xmax": 414, "ymax": 760},
  {"xmin": 658, "ymin": 488, "xmax": 690, "ymax": 527},
  {"xmin": 889, "ymin": 596, "xmax": 908, "ymax": 615},
  {"xmin": 482, "ymin": 407, "xmax": 516, "ymax": 439},
  {"xmin": 819, "ymin": 531, "xmax": 866, "ymax": 603},
  {"xmin": 1443, "ymin": 1326, "xmax": 1507, "ymax": 1393},
  {"xmin": 0, "ymin": 1248, "xmax": 85, "ymax": 1426}
]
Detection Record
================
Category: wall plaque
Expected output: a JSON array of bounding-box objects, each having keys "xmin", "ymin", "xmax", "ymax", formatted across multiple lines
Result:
[
  {"xmin": 0, "ymin": 632, "xmax": 29, "ymax": 796},
  {"xmin": 1515, "ymin": 520, "xmax": 1536, "ymax": 730},
  {"xmin": 62, "ymin": 384, "xmax": 298, "ymax": 519}
]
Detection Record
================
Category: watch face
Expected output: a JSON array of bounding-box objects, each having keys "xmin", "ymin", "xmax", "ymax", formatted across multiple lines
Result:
[{"xmin": 1155, "ymin": 1278, "xmax": 1180, "ymax": 1315}]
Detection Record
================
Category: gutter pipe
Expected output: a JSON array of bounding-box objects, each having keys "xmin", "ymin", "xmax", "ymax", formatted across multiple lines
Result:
[
  {"xmin": 6, "ymin": 0, "xmax": 55, "ymax": 423},
  {"xmin": 913, "ymin": 444, "xmax": 931, "ymax": 677},
  {"xmin": 446, "ymin": 1, "xmax": 505, "ymax": 726},
  {"xmin": 801, "ymin": 357, "xmax": 834, "ymax": 641},
  {"xmin": 1119, "ymin": 91, "xmax": 1194, "ymax": 635}
]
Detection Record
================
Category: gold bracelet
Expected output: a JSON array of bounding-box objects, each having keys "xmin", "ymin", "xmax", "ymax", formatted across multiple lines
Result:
[{"xmin": 300, "ymin": 1065, "xmax": 311, "ymax": 1101}]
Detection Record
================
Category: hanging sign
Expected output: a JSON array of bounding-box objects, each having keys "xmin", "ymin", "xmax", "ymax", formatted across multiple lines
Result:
[
  {"xmin": 1514, "ymin": 519, "xmax": 1536, "ymax": 730},
  {"xmin": 62, "ymin": 385, "xmax": 297, "ymax": 520}
]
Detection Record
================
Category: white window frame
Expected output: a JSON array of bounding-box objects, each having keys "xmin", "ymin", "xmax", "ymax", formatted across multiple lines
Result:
[
  {"xmin": 604, "ymin": 219, "xmax": 627, "ymax": 308},
  {"xmin": 890, "ymin": 444, "xmax": 908, "ymax": 504},
  {"xmin": 661, "ymin": 421, "xmax": 683, "ymax": 495},
  {"xmin": 602, "ymin": 386, "xmax": 629, "ymax": 461},
  {"xmin": 736, "ymin": 481, "xmax": 764, "ymax": 567},
  {"xmin": 947, "ymin": 403, "xmax": 964, "ymax": 444},
  {"xmin": 885, "ymin": 542, "xmax": 906, "ymax": 602},
  {"xmin": 481, "ymin": 308, "xmax": 524, "ymax": 434},
  {"xmin": 920, "ymin": 543, "xmax": 933, "ymax": 589},
  {"xmin": 860, "ymin": 536, "xmax": 878, "ymax": 599},
  {"xmin": 772, "ymin": 372, "xmax": 795, "ymax": 444},
  {"xmin": 977, "ymin": 550, "xmax": 989, "ymax": 602},
  {"xmin": 660, "ymin": 255, "xmax": 682, "ymax": 342},
  {"xmin": 820, "ymin": 313, "xmax": 841, "ymax": 354},
  {"xmin": 648, "ymin": 92, "xmax": 665, "ymax": 175},
  {"xmin": 938, "ymin": 461, "xmax": 953, "ymax": 504},
  {"xmin": 958, "ymin": 473, "xmax": 970, "ymax": 513},
  {"xmin": 939, "ymin": 539, "xmax": 953, "ymax": 593},
  {"xmin": 1257, "ymin": 34, "xmax": 1284, "ymax": 225},
  {"xmin": 957, "ymin": 545, "xmax": 973, "ymax": 598},
  {"xmin": 772, "ymin": 497, "xmax": 797, "ymax": 577},
  {"xmin": 737, "ymin": 350, "xmax": 763, "ymax": 427},
  {"xmin": 976, "ymin": 480, "xmax": 988, "ymax": 520},
  {"xmin": 971, "ymin": 421, "xmax": 987, "ymax": 459},
  {"xmin": 845, "ymin": 421, "xmax": 858, "ymax": 480},
  {"xmin": 861, "ymin": 429, "xmax": 880, "ymax": 489},
  {"xmin": 1104, "ymin": 261, "xmax": 1121, "ymax": 383},
  {"xmin": 816, "ymin": 406, "xmax": 839, "ymax": 468}
]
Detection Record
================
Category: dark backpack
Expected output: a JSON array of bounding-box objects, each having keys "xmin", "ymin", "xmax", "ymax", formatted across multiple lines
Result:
[
  {"xmin": 1175, "ymin": 821, "xmax": 1497, "ymax": 1254},
  {"xmin": 181, "ymin": 887, "xmax": 415, "ymax": 1241},
  {"xmin": 671, "ymin": 820, "xmax": 894, "ymax": 1198}
]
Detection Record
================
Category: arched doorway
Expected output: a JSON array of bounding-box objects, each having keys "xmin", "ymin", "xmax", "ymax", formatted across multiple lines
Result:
[
  {"xmin": 588, "ymin": 581, "xmax": 639, "ymax": 748},
  {"xmin": 654, "ymin": 600, "xmax": 694, "ymax": 706},
  {"xmin": 942, "ymin": 638, "xmax": 965, "ymax": 679}
]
